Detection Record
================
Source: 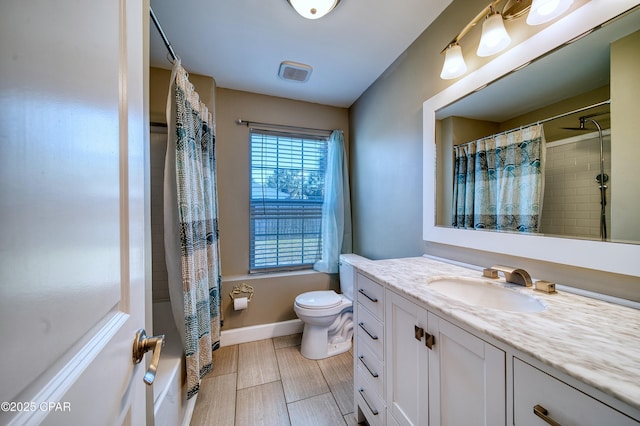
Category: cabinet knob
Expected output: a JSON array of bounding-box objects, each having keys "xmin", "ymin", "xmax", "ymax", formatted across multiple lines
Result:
[
  {"xmin": 533, "ymin": 404, "xmax": 562, "ymax": 426},
  {"xmin": 425, "ymin": 333, "xmax": 435, "ymax": 350},
  {"xmin": 414, "ymin": 325, "xmax": 424, "ymax": 341}
]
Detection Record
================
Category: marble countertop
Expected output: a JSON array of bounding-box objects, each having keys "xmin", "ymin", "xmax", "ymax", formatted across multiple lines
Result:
[{"xmin": 347, "ymin": 255, "xmax": 640, "ymax": 412}]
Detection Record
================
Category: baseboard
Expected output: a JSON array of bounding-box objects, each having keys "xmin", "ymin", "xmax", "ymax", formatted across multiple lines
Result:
[
  {"xmin": 220, "ymin": 319, "xmax": 304, "ymax": 347},
  {"xmin": 182, "ymin": 394, "xmax": 197, "ymax": 426}
]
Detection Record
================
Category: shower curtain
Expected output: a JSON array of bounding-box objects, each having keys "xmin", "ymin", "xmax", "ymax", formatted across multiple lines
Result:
[
  {"xmin": 314, "ymin": 130, "xmax": 352, "ymax": 274},
  {"xmin": 452, "ymin": 124, "xmax": 545, "ymax": 232},
  {"xmin": 164, "ymin": 60, "xmax": 221, "ymax": 399}
]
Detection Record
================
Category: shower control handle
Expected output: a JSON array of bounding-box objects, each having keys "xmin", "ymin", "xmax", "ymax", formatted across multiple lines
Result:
[{"xmin": 132, "ymin": 329, "xmax": 165, "ymax": 386}]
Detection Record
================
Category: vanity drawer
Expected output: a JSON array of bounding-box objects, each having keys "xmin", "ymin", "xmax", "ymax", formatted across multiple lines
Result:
[
  {"xmin": 356, "ymin": 273, "xmax": 384, "ymax": 319},
  {"xmin": 356, "ymin": 368, "xmax": 384, "ymax": 426},
  {"xmin": 356, "ymin": 336, "xmax": 384, "ymax": 396},
  {"xmin": 356, "ymin": 303, "xmax": 384, "ymax": 357},
  {"xmin": 513, "ymin": 358, "xmax": 639, "ymax": 425}
]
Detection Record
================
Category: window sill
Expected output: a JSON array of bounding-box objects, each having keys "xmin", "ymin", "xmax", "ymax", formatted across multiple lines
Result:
[{"xmin": 223, "ymin": 269, "xmax": 335, "ymax": 283}]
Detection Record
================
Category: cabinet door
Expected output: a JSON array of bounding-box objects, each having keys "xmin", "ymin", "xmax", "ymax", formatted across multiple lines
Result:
[
  {"xmin": 386, "ymin": 290, "xmax": 429, "ymax": 426},
  {"xmin": 428, "ymin": 312, "xmax": 506, "ymax": 426}
]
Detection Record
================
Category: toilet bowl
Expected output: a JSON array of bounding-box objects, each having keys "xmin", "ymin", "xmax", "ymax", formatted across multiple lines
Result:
[{"xmin": 294, "ymin": 254, "xmax": 365, "ymax": 360}]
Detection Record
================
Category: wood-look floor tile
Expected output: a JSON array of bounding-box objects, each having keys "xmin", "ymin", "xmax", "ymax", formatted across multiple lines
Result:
[
  {"xmin": 276, "ymin": 346, "xmax": 330, "ymax": 403},
  {"xmin": 237, "ymin": 339, "xmax": 280, "ymax": 389},
  {"xmin": 190, "ymin": 372, "xmax": 236, "ymax": 426},
  {"xmin": 343, "ymin": 413, "xmax": 359, "ymax": 426},
  {"xmin": 317, "ymin": 351, "xmax": 354, "ymax": 415},
  {"xmin": 273, "ymin": 333, "xmax": 302, "ymax": 349},
  {"xmin": 287, "ymin": 393, "xmax": 346, "ymax": 426},
  {"xmin": 236, "ymin": 381, "xmax": 290, "ymax": 426},
  {"xmin": 212, "ymin": 344, "xmax": 237, "ymax": 377}
]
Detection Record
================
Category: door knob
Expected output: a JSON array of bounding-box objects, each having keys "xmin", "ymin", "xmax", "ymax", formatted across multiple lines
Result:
[{"xmin": 132, "ymin": 329, "xmax": 165, "ymax": 385}]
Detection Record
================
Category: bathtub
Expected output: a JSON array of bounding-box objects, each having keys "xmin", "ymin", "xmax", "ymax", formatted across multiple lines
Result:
[{"xmin": 152, "ymin": 301, "xmax": 195, "ymax": 426}]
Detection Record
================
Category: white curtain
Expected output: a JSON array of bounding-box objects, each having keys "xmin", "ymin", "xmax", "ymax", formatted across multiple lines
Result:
[{"xmin": 314, "ymin": 130, "xmax": 352, "ymax": 273}]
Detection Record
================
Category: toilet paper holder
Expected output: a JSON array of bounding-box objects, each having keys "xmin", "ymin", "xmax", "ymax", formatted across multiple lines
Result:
[{"xmin": 229, "ymin": 283, "xmax": 254, "ymax": 303}]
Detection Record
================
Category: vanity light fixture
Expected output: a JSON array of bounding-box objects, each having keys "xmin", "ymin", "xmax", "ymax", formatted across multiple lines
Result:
[
  {"xmin": 287, "ymin": 0, "xmax": 341, "ymax": 20},
  {"xmin": 527, "ymin": 0, "xmax": 574, "ymax": 25},
  {"xmin": 440, "ymin": 0, "xmax": 576, "ymax": 79},
  {"xmin": 477, "ymin": 9, "xmax": 511, "ymax": 57},
  {"xmin": 440, "ymin": 43, "xmax": 468, "ymax": 79}
]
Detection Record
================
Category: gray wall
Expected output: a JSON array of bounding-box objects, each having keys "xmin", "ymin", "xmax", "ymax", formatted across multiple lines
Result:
[
  {"xmin": 350, "ymin": 0, "xmax": 489, "ymax": 260},
  {"xmin": 349, "ymin": 0, "xmax": 639, "ymax": 301}
]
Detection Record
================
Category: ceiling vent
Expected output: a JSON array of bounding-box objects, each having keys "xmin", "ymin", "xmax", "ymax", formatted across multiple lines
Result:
[{"xmin": 278, "ymin": 61, "xmax": 312, "ymax": 83}]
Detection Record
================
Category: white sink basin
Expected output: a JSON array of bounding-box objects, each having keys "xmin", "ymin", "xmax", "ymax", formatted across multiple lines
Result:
[{"xmin": 427, "ymin": 277, "xmax": 546, "ymax": 312}]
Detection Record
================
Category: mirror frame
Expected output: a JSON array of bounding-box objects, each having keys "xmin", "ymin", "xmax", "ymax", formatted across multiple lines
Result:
[{"xmin": 423, "ymin": 0, "xmax": 640, "ymax": 277}]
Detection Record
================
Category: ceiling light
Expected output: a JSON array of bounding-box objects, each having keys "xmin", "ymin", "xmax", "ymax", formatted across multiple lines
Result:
[
  {"xmin": 526, "ymin": 0, "xmax": 574, "ymax": 25},
  {"xmin": 477, "ymin": 11, "xmax": 511, "ymax": 57},
  {"xmin": 440, "ymin": 44, "xmax": 467, "ymax": 80},
  {"xmin": 287, "ymin": 0, "xmax": 341, "ymax": 20}
]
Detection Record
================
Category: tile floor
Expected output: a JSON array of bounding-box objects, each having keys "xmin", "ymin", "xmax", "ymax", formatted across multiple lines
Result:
[{"xmin": 190, "ymin": 334, "xmax": 361, "ymax": 426}]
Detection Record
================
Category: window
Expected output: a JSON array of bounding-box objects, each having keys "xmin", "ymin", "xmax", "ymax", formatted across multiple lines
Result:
[{"xmin": 250, "ymin": 129, "xmax": 328, "ymax": 272}]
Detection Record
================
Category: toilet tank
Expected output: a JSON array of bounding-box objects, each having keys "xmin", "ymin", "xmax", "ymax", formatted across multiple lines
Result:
[{"xmin": 339, "ymin": 254, "xmax": 368, "ymax": 301}]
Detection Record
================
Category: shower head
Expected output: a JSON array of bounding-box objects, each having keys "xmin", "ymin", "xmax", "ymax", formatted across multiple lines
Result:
[
  {"xmin": 562, "ymin": 117, "xmax": 587, "ymax": 131},
  {"xmin": 561, "ymin": 112, "xmax": 609, "ymax": 131}
]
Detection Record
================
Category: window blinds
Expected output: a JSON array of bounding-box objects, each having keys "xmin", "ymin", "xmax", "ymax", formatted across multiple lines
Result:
[{"xmin": 249, "ymin": 129, "xmax": 328, "ymax": 272}]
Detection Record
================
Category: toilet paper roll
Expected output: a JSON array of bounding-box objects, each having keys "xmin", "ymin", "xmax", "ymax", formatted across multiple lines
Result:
[{"xmin": 233, "ymin": 297, "xmax": 248, "ymax": 311}]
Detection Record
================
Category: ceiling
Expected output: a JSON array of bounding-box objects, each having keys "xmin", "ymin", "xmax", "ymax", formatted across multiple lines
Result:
[{"xmin": 149, "ymin": 0, "xmax": 453, "ymax": 108}]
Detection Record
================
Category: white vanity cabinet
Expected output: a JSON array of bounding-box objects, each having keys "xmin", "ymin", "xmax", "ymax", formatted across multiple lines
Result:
[
  {"xmin": 385, "ymin": 289, "xmax": 505, "ymax": 426},
  {"xmin": 352, "ymin": 263, "xmax": 639, "ymax": 426},
  {"xmin": 354, "ymin": 272, "xmax": 386, "ymax": 426},
  {"xmin": 513, "ymin": 358, "xmax": 639, "ymax": 426}
]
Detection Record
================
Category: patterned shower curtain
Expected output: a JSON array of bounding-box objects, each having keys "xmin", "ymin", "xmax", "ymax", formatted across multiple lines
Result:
[
  {"xmin": 164, "ymin": 60, "xmax": 221, "ymax": 399},
  {"xmin": 452, "ymin": 124, "xmax": 545, "ymax": 232}
]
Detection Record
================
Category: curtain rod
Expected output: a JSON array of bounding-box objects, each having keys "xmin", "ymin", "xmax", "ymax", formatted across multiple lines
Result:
[
  {"xmin": 533, "ymin": 99, "xmax": 610, "ymax": 126},
  {"xmin": 235, "ymin": 119, "xmax": 333, "ymax": 135},
  {"xmin": 150, "ymin": 7, "xmax": 177, "ymax": 62},
  {"xmin": 457, "ymin": 99, "xmax": 610, "ymax": 145}
]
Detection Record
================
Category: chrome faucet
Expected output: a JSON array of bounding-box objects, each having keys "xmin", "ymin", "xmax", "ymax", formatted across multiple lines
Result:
[{"xmin": 487, "ymin": 265, "xmax": 533, "ymax": 287}]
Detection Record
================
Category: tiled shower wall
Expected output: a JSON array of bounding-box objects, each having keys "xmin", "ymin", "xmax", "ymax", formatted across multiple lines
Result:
[
  {"xmin": 150, "ymin": 126, "xmax": 170, "ymax": 302},
  {"xmin": 541, "ymin": 132, "xmax": 611, "ymax": 239}
]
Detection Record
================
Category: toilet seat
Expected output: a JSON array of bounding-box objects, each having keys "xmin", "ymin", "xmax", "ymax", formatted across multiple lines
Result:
[{"xmin": 295, "ymin": 290, "xmax": 342, "ymax": 309}]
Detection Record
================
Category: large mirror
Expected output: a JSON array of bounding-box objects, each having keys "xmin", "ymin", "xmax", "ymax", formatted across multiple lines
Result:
[{"xmin": 423, "ymin": 1, "xmax": 640, "ymax": 277}]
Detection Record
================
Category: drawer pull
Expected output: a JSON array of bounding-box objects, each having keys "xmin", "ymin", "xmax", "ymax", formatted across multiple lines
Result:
[
  {"xmin": 358, "ymin": 355, "xmax": 379, "ymax": 378},
  {"xmin": 425, "ymin": 332, "xmax": 435, "ymax": 350},
  {"xmin": 358, "ymin": 288, "xmax": 378, "ymax": 303},
  {"xmin": 358, "ymin": 322, "xmax": 379, "ymax": 340},
  {"xmin": 533, "ymin": 404, "xmax": 562, "ymax": 426},
  {"xmin": 358, "ymin": 388, "xmax": 379, "ymax": 416},
  {"xmin": 414, "ymin": 325, "xmax": 424, "ymax": 341}
]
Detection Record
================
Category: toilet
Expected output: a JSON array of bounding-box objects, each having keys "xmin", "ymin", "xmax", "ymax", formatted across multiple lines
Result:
[{"xmin": 294, "ymin": 254, "xmax": 364, "ymax": 360}]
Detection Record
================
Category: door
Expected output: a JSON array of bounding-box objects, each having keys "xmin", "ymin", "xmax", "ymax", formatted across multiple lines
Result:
[
  {"xmin": 0, "ymin": 1, "xmax": 149, "ymax": 425},
  {"xmin": 428, "ymin": 312, "xmax": 506, "ymax": 426},
  {"xmin": 385, "ymin": 290, "xmax": 429, "ymax": 426}
]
